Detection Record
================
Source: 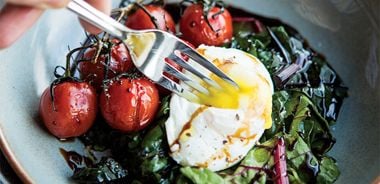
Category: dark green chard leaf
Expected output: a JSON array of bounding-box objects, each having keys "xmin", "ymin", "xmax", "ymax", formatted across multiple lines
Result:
[
  {"xmin": 263, "ymin": 91, "xmax": 289, "ymax": 140},
  {"xmin": 285, "ymin": 91, "xmax": 335, "ymax": 155},
  {"xmin": 286, "ymin": 134, "xmax": 340, "ymax": 184},
  {"xmin": 285, "ymin": 134, "xmax": 318, "ymax": 183},
  {"xmin": 139, "ymin": 118, "xmax": 171, "ymax": 178},
  {"xmin": 271, "ymin": 26, "xmax": 348, "ymax": 126},
  {"xmin": 72, "ymin": 158, "xmax": 128, "ymax": 183},
  {"xmin": 271, "ymin": 26, "xmax": 292, "ymax": 53},
  {"xmin": 229, "ymin": 22, "xmax": 286, "ymax": 73},
  {"xmin": 257, "ymin": 50, "xmax": 284, "ymax": 73},
  {"xmin": 142, "ymin": 154, "xmax": 168, "ymax": 174},
  {"xmin": 156, "ymin": 96, "xmax": 171, "ymax": 119},
  {"xmin": 142, "ymin": 119, "xmax": 166, "ymax": 154},
  {"xmin": 232, "ymin": 21, "xmax": 271, "ymax": 47},
  {"xmin": 263, "ymin": 90, "xmax": 336, "ymax": 155},
  {"xmin": 137, "ymin": 96, "xmax": 174, "ymax": 182},
  {"xmin": 317, "ymin": 157, "xmax": 340, "ymax": 183},
  {"xmin": 121, "ymin": 106, "xmax": 179, "ymax": 183},
  {"xmin": 232, "ymin": 21, "xmax": 257, "ymax": 38},
  {"xmin": 283, "ymin": 56, "xmax": 348, "ymax": 125}
]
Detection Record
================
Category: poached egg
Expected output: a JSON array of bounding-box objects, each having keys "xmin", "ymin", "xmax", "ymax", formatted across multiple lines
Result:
[{"xmin": 165, "ymin": 45, "xmax": 273, "ymax": 171}]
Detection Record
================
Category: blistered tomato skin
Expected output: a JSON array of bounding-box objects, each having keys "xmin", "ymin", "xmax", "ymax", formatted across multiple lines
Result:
[
  {"xmin": 126, "ymin": 5, "xmax": 176, "ymax": 33},
  {"xmin": 79, "ymin": 41, "xmax": 133, "ymax": 91},
  {"xmin": 180, "ymin": 4, "xmax": 233, "ymax": 47},
  {"xmin": 99, "ymin": 78, "xmax": 160, "ymax": 132},
  {"xmin": 39, "ymin": 82, "xmax": 97, "ymax": 139}
]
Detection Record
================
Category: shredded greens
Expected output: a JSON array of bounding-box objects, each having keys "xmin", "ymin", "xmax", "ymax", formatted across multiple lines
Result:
[{"xmin": 70, "ymin": 5, "xmax": 347, "ymax": 184}]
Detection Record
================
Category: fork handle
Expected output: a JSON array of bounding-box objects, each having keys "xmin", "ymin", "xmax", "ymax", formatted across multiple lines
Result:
[{"xmin": 67, "ymin": 0, "xmax": 131, "ymax": 38}]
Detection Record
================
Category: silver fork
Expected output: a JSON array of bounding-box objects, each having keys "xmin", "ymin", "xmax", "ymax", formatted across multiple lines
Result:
[{"xmin": 67, "ymin": 0, "xmax": 238, "ymax": 101}]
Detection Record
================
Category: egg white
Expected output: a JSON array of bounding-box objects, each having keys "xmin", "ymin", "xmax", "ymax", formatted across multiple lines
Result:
[{"xmin": 165, "ymin": 45, "xmax": 273, "ymax": 171}]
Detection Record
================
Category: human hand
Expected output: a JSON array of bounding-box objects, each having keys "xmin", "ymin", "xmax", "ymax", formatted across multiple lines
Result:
[{"xmin": 0, "ymin": 0, "xmax": 111, "ymax": 49}]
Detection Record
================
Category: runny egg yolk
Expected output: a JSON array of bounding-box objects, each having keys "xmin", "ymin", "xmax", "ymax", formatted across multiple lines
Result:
[
  {"xmin": 192, "ymin": 57, "xmax": 258, "ymax": 109},
  {"xmin": 194, "ymin": 74, "xmax": 256, "ymax": 109}
]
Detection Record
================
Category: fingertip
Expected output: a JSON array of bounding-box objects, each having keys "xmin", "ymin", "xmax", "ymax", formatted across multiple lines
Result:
[
  {"xmin": 80, "ymin": 0, "xmax": 112, "ymax": 34},
  {"xmin": 85, "ymin": 0, "xmax": 112, "ymax": 15},
  {"xmin": 0, "ymin": 5, "xmax": 43, "ymax": 49},
  {"xmin": 79, "ymin": 19, "xmax": 103, "ymax": 35},
  {"xmin": 42, "ymin": 0, "xmax": 70, "ymax": 8}
]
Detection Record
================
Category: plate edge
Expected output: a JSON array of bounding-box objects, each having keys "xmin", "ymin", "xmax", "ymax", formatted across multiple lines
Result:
[{"xmin": 0, "ymin": 123, "xmax": 34, "ymax": 184}]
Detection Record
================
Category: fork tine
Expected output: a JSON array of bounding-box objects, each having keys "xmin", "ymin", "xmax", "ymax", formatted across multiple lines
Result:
[
  {"xmin": 156, "ymin": 76, "xmax": 199, "ymax": 102},
  {"xmin": 180, "ymin": 47, "xmax": 239, "ymax": 89},
  {"xmin": 163, "ymin": 63, "xmax": 209, "ymax": 95},
  {"xmin": 168, "ymin": 53, "xmax": 221, "ymax": 89}
]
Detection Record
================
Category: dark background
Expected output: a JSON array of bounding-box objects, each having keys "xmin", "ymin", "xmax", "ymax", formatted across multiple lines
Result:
[{"xmin": 0, "ymin": 151, "xmax": 21, "ymax": 183}]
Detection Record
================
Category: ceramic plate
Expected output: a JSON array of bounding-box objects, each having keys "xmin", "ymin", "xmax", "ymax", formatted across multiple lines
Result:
[{"xmin": 0, "ymin": 0, "xmax": 379, "ymax": 183}]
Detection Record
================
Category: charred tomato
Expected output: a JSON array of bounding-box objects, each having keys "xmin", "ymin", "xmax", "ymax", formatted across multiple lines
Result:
[
  {"xmin": 126, "ymin": 5, "xmax": 176, "ymax": 33},
  {"xmin": 180, "ymin": 3, "xmax": 233, "ymax": 46},
  {"xmin": 99, "ymin": 77, "xmax": 160, "ymax": 132},
  {"xmin": 79, "ymin": 40, "xmax": 133, "ymax": 91},
  {"xmin": 39, "ymin": 81, "xmax": 97, "ymax": 139}
]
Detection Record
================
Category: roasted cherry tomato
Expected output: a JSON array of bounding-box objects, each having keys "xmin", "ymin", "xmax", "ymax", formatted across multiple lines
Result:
[
  {"xmin": 79, "ymin": 40, "xmax": 133, "ymax": 91},
  {"xmin": 99, "ymin": 78, "xmax": 159, "ymax": 132},
  {"xmin": 39, "ymin": 81, "xmax": 97, "ymax": 139},
  {"xmin": 126, "ymin": 5, "xmax": 176, "ymax": 33},
  {"xmin": 180, "ymin": 4, "xmax": 233, "ymax": 46}
]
